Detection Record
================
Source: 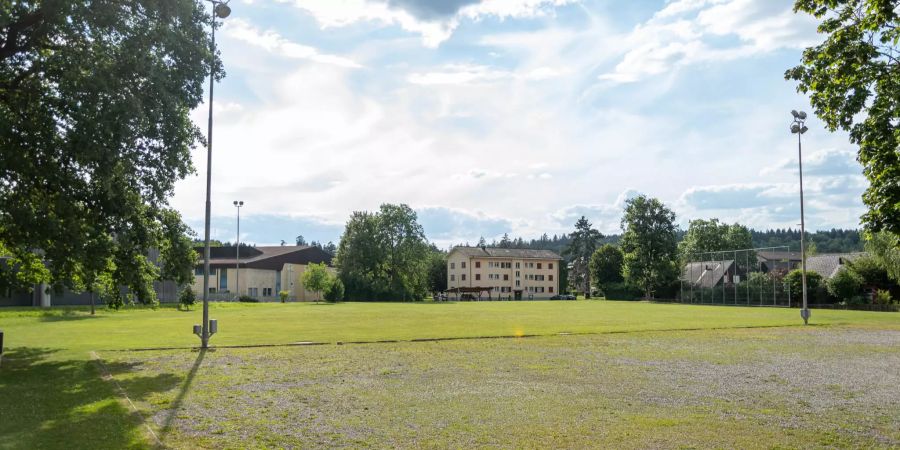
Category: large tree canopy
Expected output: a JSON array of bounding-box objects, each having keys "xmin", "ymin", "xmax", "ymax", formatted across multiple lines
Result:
[
  {"xmin": 0, "ymin": 1, "xmax": 215, "ymax": 301},
  {"xmin": 620, "ymin": 196, "xmax": 679, "ymax": 299},
  {"xmin": 786, "ymin": 0, "xmax": 900, "ymax": 237},
  {"xmin": 335, "ymin": 204, "xmax": 431, "ymax": 301},
  {"xmin": 563, "ymin": 216, "xmax": 603, "ymax": 297},
  {"xmin": 679, "ymin": 219, "xmax": 753, "ymax": 261}
]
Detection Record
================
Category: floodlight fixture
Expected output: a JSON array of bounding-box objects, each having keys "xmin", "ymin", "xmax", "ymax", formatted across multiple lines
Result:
[
  {"xmin": 791, "ymin": 110, "xmax": 799, "ymax": 118},
  {"xmin": 214, "ymin": 2, "xmax": 231, "ymax": 18},
  {"xmin": 791, "ymin": 124, "xmax": 801, "ymax": 133},
  {"xmin": 789, "ymin": 109, "xmax": 811, "ymax": 325},
  {"xmin": 798, "ymin": 111, "xmax": 807, "ymax": 120}
]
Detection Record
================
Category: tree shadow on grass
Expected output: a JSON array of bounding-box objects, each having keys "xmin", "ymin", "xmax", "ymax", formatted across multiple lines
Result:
[{"xmin": 0, "ymin": 347, "xmax": 182, "ymax": 449}]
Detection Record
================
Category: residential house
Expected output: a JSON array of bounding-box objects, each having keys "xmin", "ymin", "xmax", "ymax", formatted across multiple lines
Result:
[
  {"xmin": 446, "ymin": 246, "xmax": 561, "ymax": 300},
  {"xmin": 805, "ymin": 252, "xmax": 867, "ymax": 280},
  {"xmin": 756, "ymin": 250, "xmax": 802, "ymax": 273},
  {"xmin": 681, "ymin": 260, "xmax": 739, "ymax": 288}
]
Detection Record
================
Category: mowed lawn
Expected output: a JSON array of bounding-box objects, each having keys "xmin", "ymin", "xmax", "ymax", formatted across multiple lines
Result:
[{"xmin": 1, "ymin": 301, "xmax": 898, "ymax": 449}]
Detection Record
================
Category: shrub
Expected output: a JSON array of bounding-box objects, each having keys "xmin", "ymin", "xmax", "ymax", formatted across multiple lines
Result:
[
  {"xmin": 784, "ymin": 269, "xmax": 822, "ymax": 300},
  {"xmin": 827, "ymin": 268, "xmax": 863, "ymax": 302},
  {"xmin": 874, "ymin": 289, "xmax": 895, "ymax": 305},
  {"xmin": 602, "ymin": 282, "xmax": 643, "ymax": 300},
  {"xmin": 278, "ymin": 290, "xmax": 290, "ymax": 303},
  {"xmin": 178, "ymin": 287, "xmax": 196, "ymax": 310},
  {"xmin": 324, "ymin": 277, "xmax": 345, "ymax": 303},
  {"xmin": 238, "ymin": 295, "xmax": 259, "ymax": 303}
]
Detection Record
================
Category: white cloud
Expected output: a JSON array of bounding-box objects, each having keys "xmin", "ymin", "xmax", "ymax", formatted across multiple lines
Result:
[{"xmin": 224, "ymin": 18, "xmax": 362, "ymax": 68}]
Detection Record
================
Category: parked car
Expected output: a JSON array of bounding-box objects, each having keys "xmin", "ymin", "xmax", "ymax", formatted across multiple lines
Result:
[
  {"xmin": 550, "ymin": 295, "xmax": 562, "ymax": 300},
  {"xmin": 563, "ymin": 294, "xmax": 576, "ymax": 300}
]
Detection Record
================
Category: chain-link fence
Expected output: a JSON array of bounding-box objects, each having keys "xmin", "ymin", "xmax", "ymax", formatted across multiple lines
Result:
[{"xmin": 678, "ymin": 247, "xmax": 795, "ymax": 307}]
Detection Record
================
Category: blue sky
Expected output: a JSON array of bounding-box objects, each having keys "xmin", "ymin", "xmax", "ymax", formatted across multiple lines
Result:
[{"xmin": 173, "ymin": 0, "xmax": 868, "ymax": 248}]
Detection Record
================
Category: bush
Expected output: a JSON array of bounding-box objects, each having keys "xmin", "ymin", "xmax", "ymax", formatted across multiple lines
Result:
[
  {"xmin": 324, "ymin": 277, "xmax": 344, "ymax": 303},
  {"xmin": 784, "ymin": 269, "xmax": 822, "ymax": 300},
  {"xmin": 278, "ymin": 290, "xmax": 290, "ymax": 303},
  {"xmin": 178, "ymin": 287, "xmax": 196, "ymax": 310},
  {"xmin": 827, "ymin": 268, "xmax": 864, "ymax": 302},
  {"xmin": 602, "ymin": 282, "xmax": 643, "ymax": 300},
  {"xmin": 238, "ymin": 295, "xmax": 259, "ymax": 303},
  {"xmin": 874, "ymin": 289, "xmax": 895, "ymax": 305}
]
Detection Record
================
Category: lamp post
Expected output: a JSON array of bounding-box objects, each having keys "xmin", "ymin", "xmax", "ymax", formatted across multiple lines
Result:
[
  {"xmin": 233, "ymin": 200, "xmax": 243, "ymax": 300},
  {"xmin": 198, "ymin": 0, "xmax": 232, "ymax": 349},
  {"xmin": 790, "ymin": 110, "xmax": 810, "ymax": 325}
]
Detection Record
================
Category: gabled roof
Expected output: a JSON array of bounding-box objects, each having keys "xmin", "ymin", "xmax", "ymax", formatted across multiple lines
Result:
[
  {"xmin": 194, "ymin": 245, "xmax": 333, "ymax": 269},
  {"xmin": 805, "ymin": 252, "xmax": 867, "ymax": 279},
  {"xmin": 757, "ymin": 250, "xmax": 802, "ymax": 261},
  {"xmin": 681, "ymin": 260, "xmax": 735, "ymax": 288},
  {"xmin": 450, "ymin": 246, "xmax": 562, "ymax": 260}
]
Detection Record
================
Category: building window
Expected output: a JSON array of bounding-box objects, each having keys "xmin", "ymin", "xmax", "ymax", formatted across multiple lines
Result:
[
  {"xmin": 476, "ymin": 261, "xmax": 481, "ymax": 268},
  {"xmin": 450, "ymin": 274, "xmax": 455, "ymax": 281},
  {"xmin": 451, "ymin": 262, "xmax": 455, "ymax": 269},
  {"xmin": 461, "ymin": 274, "xmax": 466, "ymax": 281},
  {"xmin": 263, "ymin": 287, "xmax": 272, "ymax": 296},
  {"xmin": 219, "ymin": 269, "xmax": 228, "ymax": 291},
  {"xmin": 475, "ymin": 274, "xmax": 481, "ymax": 281},
  {"xmin": 516, "ymin": 280, "xmax": 520, "ymax": 287},
  {"xmin": 549, "ymin": 275, "xmax": 554, "ymax": 281},
  {"xmin": 537, "ymin": 263, "xmax": 542, "ymax": 269},
  {"xmin": 208, "ymin": 287, "xmax": 217, "ymax": 294},
  {"xmin": 515, "ymin": 262, "xmax": 520, "ymax": 269},
  {"xmin": 515, "ymin": 271, "xmax": 520, "ymax": 278},
  {"xmin": 195, "ymin": 267, "xmax": 203, "ymax": 276},
  {"xmin": 461, "ymin": 262, "xmax": 466, "ymax": 269},
  {"xmin": 248, "ymin": 287, "xmax": 258, "ymax": 297},
  {"xmin": 549, "ymin": 286, "xmax": 554, "ymax": 293},
  {"xmin": 549, "ymin": 263, "xmax": 554, "ymax": 269},
  {"xmin": 503, "ymin": 274, "xmax": 509, "ymax": 281}
]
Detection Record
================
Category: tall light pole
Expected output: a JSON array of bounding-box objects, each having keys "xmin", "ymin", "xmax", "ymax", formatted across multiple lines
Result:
[
  {"xmin": 791, "ymin": 110, "xmax": 810, "ymax": 325},
  {"xmin": 233, "ymin": 200, "xmax": 243, "ymax": 300},
  {"xmin": 198, "ymin": 0, "xmax": 232, "ymax": 349}
]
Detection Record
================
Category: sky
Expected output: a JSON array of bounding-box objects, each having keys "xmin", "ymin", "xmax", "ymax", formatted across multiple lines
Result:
[{"xmin": 172, "ymin": 0, "xmax": 869, "ymax": 249}]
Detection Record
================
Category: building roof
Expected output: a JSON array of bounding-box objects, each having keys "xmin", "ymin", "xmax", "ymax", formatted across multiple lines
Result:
[
  {"xmin": 681, "ymin": 260, "xmax": 735, "ymax": 288},
  {"xmin": 449, "ymin": 246, "xmax": 562, "ymax": 260},
  {"xmin": 756, "ymin": 250, "xmax": 802, "ymax": 261},
  {"xmin": 805, "ymin": 252, "xmax": 867, "ymax": 279},
  {"xmin": 194, "ymin": 245, "xmax": 333, "ymax": 269}
]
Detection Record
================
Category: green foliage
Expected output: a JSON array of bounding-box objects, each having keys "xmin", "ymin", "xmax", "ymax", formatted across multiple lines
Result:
[
  {"xmin": 784, "ymin": 269, "xmax": 823, "ymax": 301},
  {"xmin": 278, "ymin": 290, "xmax": 290, "ymax": 303},
  {"xmin": 426, "ymin": 250, "xmax": 448, "ymax": 293},
  {"xmin": 335, "ymin": 204, "xmax": 430, "ymax": 301},
  {"xmin": 827, "ymin": 268, "xmax": 864, "ymax": 302},
  {"xmin": 873, "ymin": 289, "xmax": 895, "ymax": 305},
  {"xmin": 563, "ymin": 216, "xmax": 603, "ymax": 298},
  {"xmin": 846, "ymin": 255, "xmax": 891, "ymax": 288},
  {"xmin": 301, "ymin": 262, "xmax": 331, "ymax": 302},
  {"xmin": 238, "ymin": 296, "xmax": 259, "ymax": 303},
  {"xmin": 590, "ymin": 244, "xmax": 624, "ymax": 291},
  {"xmin": 601, "ymin": 281, "xmax": 643, "ymax": 301},
  {"xmin": 179, "ymin": 287, "xmax": 196, "ymax": 310},
  {"xmin": 679, "ymin": 219, "xmax": 753, "ymax": 260},
  {"xmin": 621, "ymin": 196, "xmax": 679, "ymax": 299},
  {"xmin": 0, "ymin": 1, "xmax": 213, "ymax": 303},
  {"xmin": 787, "ymin": 0, "xmax": 900, "ymax": 237},
  {"xmin": 324, "ymin": 277, "xmax": 345, "ymax": 303},
  {"xmin": 865, "ymin": 231, "xmax": 900, "ymax": 283}
]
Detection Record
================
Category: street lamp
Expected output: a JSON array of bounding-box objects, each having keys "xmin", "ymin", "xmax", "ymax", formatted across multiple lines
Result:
[
  {"xmin": 198, "ymin": 0, "xmax": 232, "ymax": 349},
  {"xmin": 233, "ymin": 200, "xmax": 243, "ymax": 300},
  {"xmin": 791, "ymin": 110, "xmax": 810, "ymax": 325}
]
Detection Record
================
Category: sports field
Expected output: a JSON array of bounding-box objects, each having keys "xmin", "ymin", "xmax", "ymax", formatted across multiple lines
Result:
[{"xmin": 1, "ymin": 301, "xmax": 898, "ymax": 448}]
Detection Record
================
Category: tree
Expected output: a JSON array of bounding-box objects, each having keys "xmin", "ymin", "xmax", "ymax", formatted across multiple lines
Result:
[
  {"xmin": 827, "ymin": 267, "xmax": 864, "ymax": 302},
  {"xmin": 334, "ymin": 204, "xmax": 431, "ymax": 301},
  {"xmin": 296, "ymin": 235, "xmax": 307, "ymax": 246},
  {"xmin": 786, "ymin": 1, "xmax": 900, "ymax": 237},
  {"xmin": 324, "ymin": 276, "xmax": 344, "ymax": 302},
  {"xmin": 620, "ymin": 196, "xmax": 679, "ymax": 298},
  {"xmin": 866, "ymin": 231, "xmax": 900, "ymax": 283},
  {"xmin": 179, "ymin": 287, "xmax": 196, "ymax": 311},
  {"xmin": 563, "ymin": 216, "xmax": 603, "ymax": 298},
  {"xmin": 426, "ymin": 250, "xmax": 448, "ymax": 294},
  {"xmin": 301, "ymin": 262, "xmax": 330, "ymax": 302},
  {"xmin": 0, "ymin": 1, "xmax": 215, "ymax": 303},
  {"xmin": 679, "ymin": 219, "xmax": 753, "ymax": 260},
  {"xmin": 590, "ymin": 244, "xmax": 624, "ymax": 293}
]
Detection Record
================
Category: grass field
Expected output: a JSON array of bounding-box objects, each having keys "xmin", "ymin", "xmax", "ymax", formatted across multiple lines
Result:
[{"xmin": 1, "ymin": 301, "xmax": 898, "ymax": 448}]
